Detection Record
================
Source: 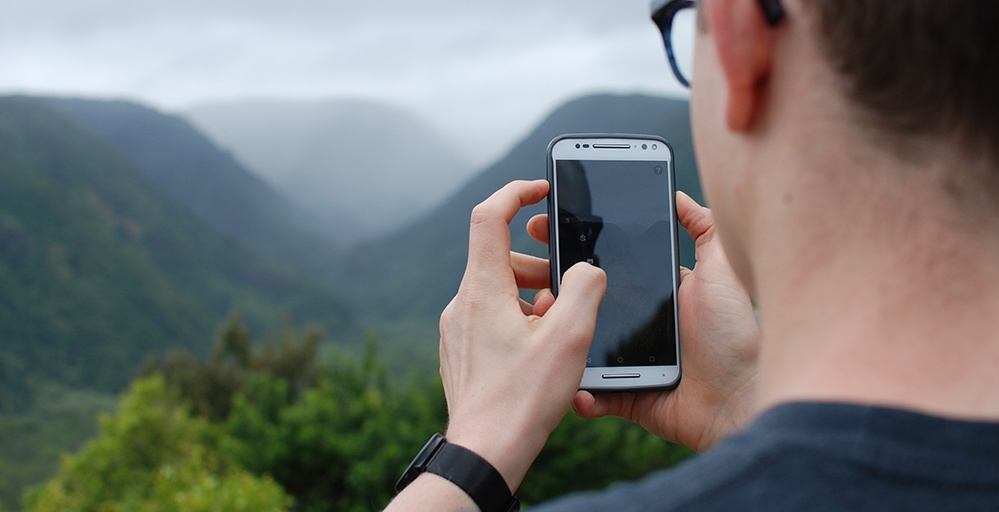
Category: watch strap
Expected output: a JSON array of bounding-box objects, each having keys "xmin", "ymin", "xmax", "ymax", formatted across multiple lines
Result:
[{"xmin": 425, "ymin": 441, "xmax": 520, "ymax": 512}]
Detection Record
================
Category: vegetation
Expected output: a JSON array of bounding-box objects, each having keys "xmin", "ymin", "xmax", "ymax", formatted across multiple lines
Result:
[
  {"xmin": 0, "ymin": 383, "xmax": 115, "ymax": 512},
  {"xmin": 0, "ymin": 94, "xmax": 353, "ymax": 512},
  {"xmin": 24, "ymin": 318, "xmax": 691, "ymax": 511},
  {"xmin": 24, "ymin": 376, "xmax": 291, "ymax": 512},
  {"xmin": 1, "ymin": 93, "xmax": 702, "ymax": 510},
  {"xmin": 0, "ymin": 95, "xmax": 353, "ymax": 398},
  {"xmin": 44, "ymin": 97, "xmax": 342, "ymax": 277}
]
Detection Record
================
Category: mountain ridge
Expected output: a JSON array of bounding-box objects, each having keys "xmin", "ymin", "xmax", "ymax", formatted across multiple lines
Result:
[
  {"xmin": 42, "ymin": 97, "xmax": 340, "ymax": 275},
  {"xmin": 0, "ymin": 95, "xmax": 353, "ymax": 398},
  {"xmin": 333, "ymin": 93, "xmax": 700, "ymax": 325}
]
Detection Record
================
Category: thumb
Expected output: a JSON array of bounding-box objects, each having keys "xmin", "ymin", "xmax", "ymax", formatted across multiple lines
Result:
[
  {"xmin": 544, "ymin": 262, "xmax": 606, "ymax": 344},
  {"xmin": 676, "ymin": 191, "xmax": 715, "ymax": 246}
]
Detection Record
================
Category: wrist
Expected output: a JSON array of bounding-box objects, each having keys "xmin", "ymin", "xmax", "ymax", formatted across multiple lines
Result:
[
  {"xmin": 396, "ymin": 433, "xmax": 520, "ymax": 512},
  {"xmin": 445, "ymin": 419, "xmax": 547, "ymax": 492}
]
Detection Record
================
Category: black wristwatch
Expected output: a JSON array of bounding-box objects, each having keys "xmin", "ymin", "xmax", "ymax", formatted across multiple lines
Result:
[{"xmin": 396, "ymin": 433, "xmax": 520, "ymax": 512}]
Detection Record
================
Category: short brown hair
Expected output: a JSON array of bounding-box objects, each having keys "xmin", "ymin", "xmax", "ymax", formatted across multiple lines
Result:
[{"xmin": 805, "ymin": 1, "xmax": 999, "ymax": 164}]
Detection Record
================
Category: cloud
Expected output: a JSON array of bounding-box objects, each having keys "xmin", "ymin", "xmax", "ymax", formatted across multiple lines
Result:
[{"xmin": 0, "ymin": 0, "xmax": 686, "ymax": 166}]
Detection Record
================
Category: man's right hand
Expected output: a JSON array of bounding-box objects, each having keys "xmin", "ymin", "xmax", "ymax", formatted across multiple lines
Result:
[{"xmin": 526, "ymin": 191, "xmax": 760, "ymax": 452}]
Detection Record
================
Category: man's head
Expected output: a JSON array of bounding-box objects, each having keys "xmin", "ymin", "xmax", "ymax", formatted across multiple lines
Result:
[{"xmin": 673, "ymin": 0, "xmax": 998, "ymax": 294}]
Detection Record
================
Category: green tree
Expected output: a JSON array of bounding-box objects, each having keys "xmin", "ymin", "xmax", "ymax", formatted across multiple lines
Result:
[
  {"xmin": 149, "ymin": 314, "xmax": 323, "ymax": 421},
  {"xmin": 23, "ymin": 376, "xmax": 291, "ymax": 512},
  {"xmin": 220, "ymin": 338, "xmax": 446, "ymax": 512}
]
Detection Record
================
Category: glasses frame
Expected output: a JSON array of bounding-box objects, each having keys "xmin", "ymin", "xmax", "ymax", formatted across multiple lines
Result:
[
  {"xmin": 650, "ymin": 0, "xmax": 785, "ymax": 88},
  {"xmin": 651, "ymin": 0, "xmax": 695, "ymax": 88}
]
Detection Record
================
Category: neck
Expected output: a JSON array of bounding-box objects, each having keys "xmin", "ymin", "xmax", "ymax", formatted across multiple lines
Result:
[{"xmin": 752, "ymin": 158, "xmax": 999, "ymax": 422}]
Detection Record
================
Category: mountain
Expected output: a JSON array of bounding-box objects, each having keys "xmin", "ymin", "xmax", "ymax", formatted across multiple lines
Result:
[
  {"xmin": 333, "ymin": 93, "xmax": 700, "ymax": 325},
  {"xmin": 183, "ymin": 99, "xmax": 474, "ymax": 247},
  {"xmin": 0, "ymin": 96, "xmax": 353, "ymax": 399},
  {"xmin": 42, "ymin": 97, "xmax": 339, "ymax": 276}
]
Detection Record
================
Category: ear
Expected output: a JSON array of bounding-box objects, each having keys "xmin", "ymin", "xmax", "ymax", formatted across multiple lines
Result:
[{"xmin": 704, "ymin": 0, "xmax": 778, "ymax": 131}]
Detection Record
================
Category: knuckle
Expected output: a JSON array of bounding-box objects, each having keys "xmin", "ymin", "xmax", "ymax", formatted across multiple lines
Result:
[
  {"xmin": 589, "ymin": 263, "xmax": 608, "ymax": 285},
  {"xmin": 439, "ymin": 298, "xmax": 458, "ymax": 330},
  {"xmin": 469, "ymin": 202, "xmax": 494, "ymax": 227},
  {"xmin": 569, "ymin": 261, "xmax": 607, "ymax": 288}
]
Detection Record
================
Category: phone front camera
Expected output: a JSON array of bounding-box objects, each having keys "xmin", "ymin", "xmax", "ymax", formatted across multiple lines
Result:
[
  {"xmin": 654, "ymin": 166, "xmax": 663, "ymax": 175},
  {"xmin": 641, "ymin": 144, "xmax": 648, "ymax": 150}
]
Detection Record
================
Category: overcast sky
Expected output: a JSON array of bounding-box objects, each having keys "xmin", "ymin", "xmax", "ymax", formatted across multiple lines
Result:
[{"xmin": 0, "ymin": 0, "xmax": 687, "ymax": 166}]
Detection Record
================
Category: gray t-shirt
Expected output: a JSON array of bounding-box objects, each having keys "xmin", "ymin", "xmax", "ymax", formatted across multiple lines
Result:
[{"xmin": 535, "ymin": 402, "xmax": 999, "ymax": 511}]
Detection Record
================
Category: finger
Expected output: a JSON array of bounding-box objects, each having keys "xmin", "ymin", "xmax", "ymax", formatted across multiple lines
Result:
[
  {"xmin": 518, "ymin": 297, "xmax": 534, "ymax": 316},
  {"xmin": 532, "ymin": 288, "xmax": 555, "ymax": 317},
  {"xmin": 511, "ymin": 252, "xmax": 550, "ymax": 290},
  {"xmin": 679, "ymin": 265, "xmax": 692, "ymax": 283},
  {"xmin": 526, "ymin": 214, "xmax": 549, "ymax": 245},
  {"xmin": 676, "ymin": 191, "xmax": 715, "ymax": 246},
  {"xmin": 571, "ymin": 391, "xmax": 600, "ymax": 418},
  {"xmin": 574, "ymin": 391, "xmax": 634, "ymax": 420},
  {"xmin": 542, "ymin": 262, "xmax": 606, "ymax": 351},
  {"xmin": 466, "ymin": 180, "xmax": 550, "ymax": 278}
]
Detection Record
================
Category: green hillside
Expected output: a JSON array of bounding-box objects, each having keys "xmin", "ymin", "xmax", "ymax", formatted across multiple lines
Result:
[
  {"xmin": 0, "ymin": 95, "xmax": 358, "ymax": 509},
  {"xmin": 0, "ymin": 96, "xmax": 352, "ymax": 397},
  {"xmin": 42, "ymin": 97, "xmax": 340, "ymax": 277}
]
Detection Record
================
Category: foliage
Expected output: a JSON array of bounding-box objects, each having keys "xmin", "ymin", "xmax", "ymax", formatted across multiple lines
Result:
[
  {"xmin": 147, "ymin": 318, "xmax": 443, "ymax": 511},
  {"xmin": 23, "ymin": 376, "xmax": 291, "ymax": 512},
  {"xmin": 219, "ymin": 343, "xmax": 447, "ymax": 512},
  {"xmin": 148, "ymin": 314, "xmax": 323, "ymax": 421},
  {"xmin": 45, "ymin": 318, "xmax": 690, "ymax": 510}
]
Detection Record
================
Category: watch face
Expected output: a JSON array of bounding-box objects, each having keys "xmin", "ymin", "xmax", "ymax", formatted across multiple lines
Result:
[{"xmin": 395, "ymin": 433, "xmax": 446, "ymax": 492}]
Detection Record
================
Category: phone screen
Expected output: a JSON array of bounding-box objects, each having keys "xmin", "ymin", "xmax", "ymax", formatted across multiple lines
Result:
[{"xmin": 553, "ymin": 158, "xmax": 678, "ymax": 368}]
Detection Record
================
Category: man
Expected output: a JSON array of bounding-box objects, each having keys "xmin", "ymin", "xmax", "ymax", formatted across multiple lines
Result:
[{"xmin": 387, "ymin": 0, "xmax": 999, "ymax": 510}]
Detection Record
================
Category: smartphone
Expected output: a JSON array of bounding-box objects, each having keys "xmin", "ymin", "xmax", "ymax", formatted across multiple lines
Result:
[{"xmin": 547, "ymin": 134, "xmax": 681, "ymax": 391}]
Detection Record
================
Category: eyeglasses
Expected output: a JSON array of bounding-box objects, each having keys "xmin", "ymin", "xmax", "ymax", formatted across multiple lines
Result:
[{"xmin": 650, "ymin": 0, "xmax": 785, "ymax": 88}]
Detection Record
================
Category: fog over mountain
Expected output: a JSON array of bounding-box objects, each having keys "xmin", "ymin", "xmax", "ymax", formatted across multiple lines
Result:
[
  {"xmin": 1, "ymin": 0, "xmax": 681, "ymax": 170},
  {"xmin": 332, "ymin": 93, "xmax": 699, "ymax": 322},
  {"xmin": 185, "ymin": 99, "xmax": 474, "ymax": 246}
]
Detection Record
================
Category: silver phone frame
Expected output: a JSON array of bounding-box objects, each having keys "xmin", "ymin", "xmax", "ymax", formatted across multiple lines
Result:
[{"xmin": 548, "ymin": 134, "xmax": 682, "ymax": 391}]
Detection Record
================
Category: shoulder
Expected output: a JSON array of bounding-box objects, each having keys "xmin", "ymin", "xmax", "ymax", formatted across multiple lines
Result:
[
  {"xmin": 533, "ymin": 402, "xmax": 999, "ymax": 511},
  {"xmin": 532, "ymin": 407, "xmax": 801, "ymax": 511}
]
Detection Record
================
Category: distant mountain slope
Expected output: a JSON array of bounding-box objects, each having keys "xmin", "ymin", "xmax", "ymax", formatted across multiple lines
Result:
[
  {"xmin": 334, "ymin": 93, "xmax": 700, "ymax": 321},
  {"xmin": 42, "ymin": 97, "xmax": 339, "ymax": 275},
  {"xmin": 184, "ymin": 99, "xmax": 473, "ymax": 246},
  {"xmin": 0, "ymin": 96, "xmax": 353, "ymax": 398}
]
